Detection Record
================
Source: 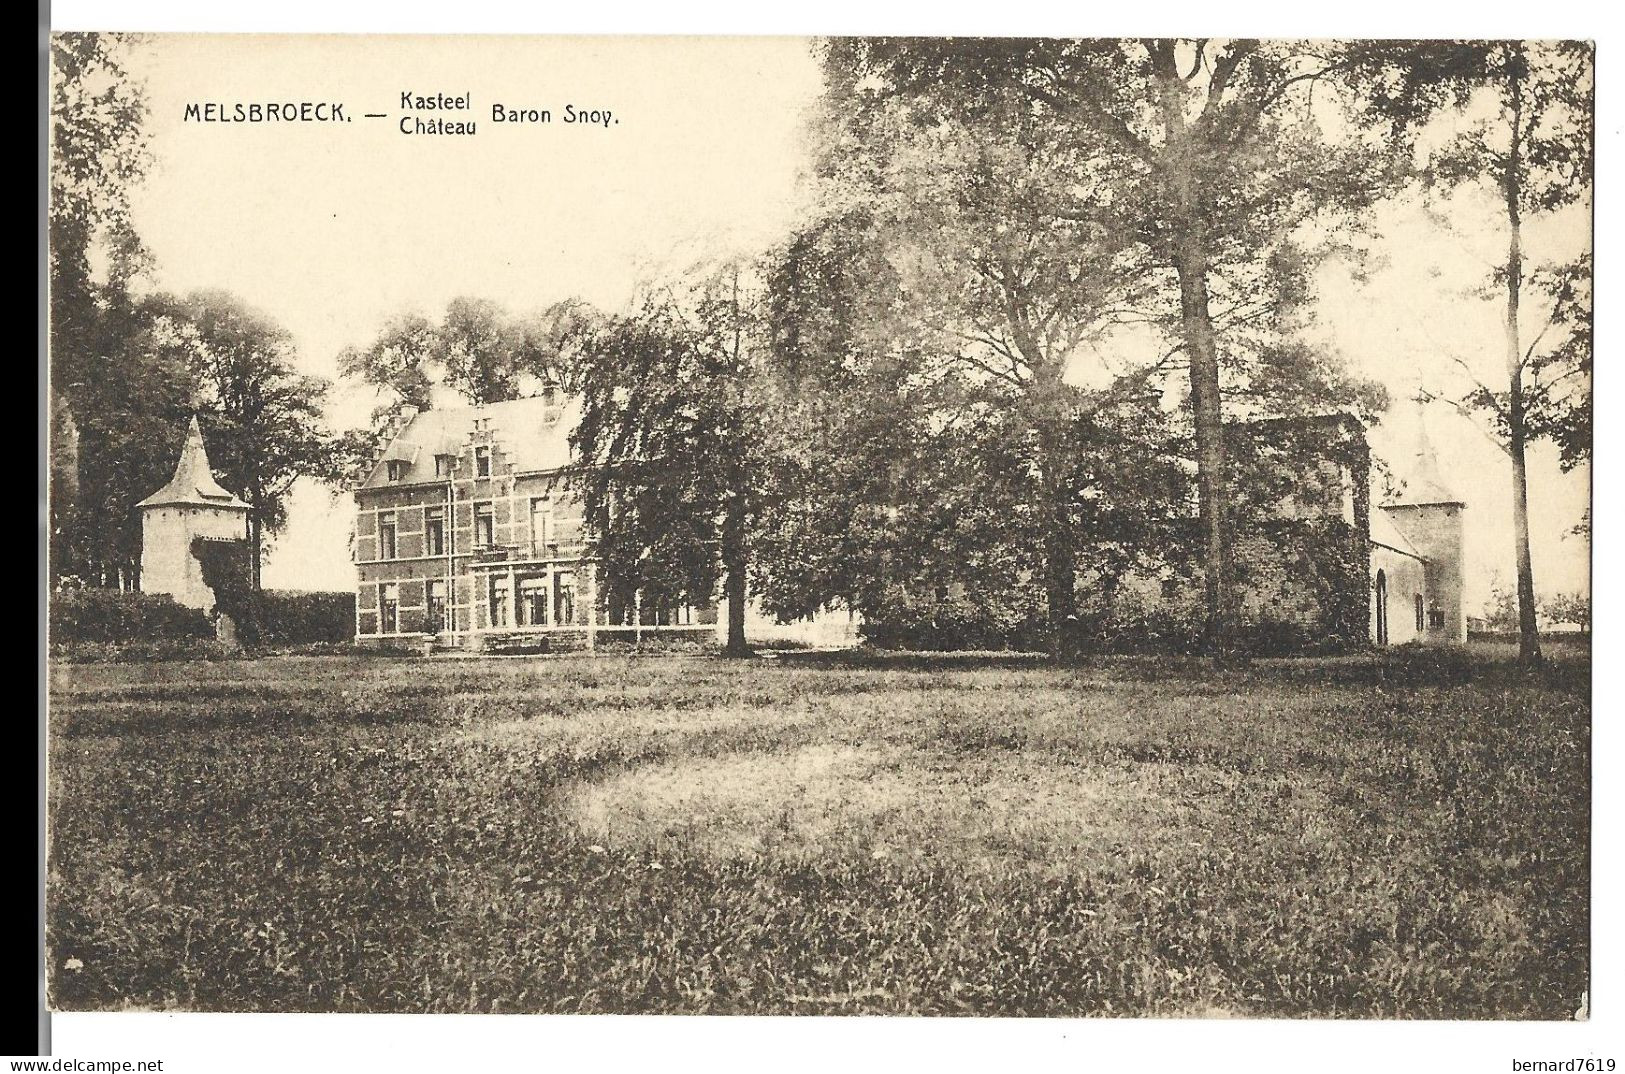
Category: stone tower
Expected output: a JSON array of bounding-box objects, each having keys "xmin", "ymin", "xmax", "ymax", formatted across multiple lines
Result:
[
  {"xmin": 1377, "ymin": 405, "xmax": 1467, "ymax": 644},
  {"xmin": 137, "ymin": 416, "xmax": 250, "ymax": 609}
]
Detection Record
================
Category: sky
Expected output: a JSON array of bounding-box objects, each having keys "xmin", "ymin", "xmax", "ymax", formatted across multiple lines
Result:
[
  {"xmin": 124, "ymin": 34, "xmax": 826, "ymax": 590},
  {"xmin": 118, "ymin": 34, "xmax": 1590, "ymax": 612}
]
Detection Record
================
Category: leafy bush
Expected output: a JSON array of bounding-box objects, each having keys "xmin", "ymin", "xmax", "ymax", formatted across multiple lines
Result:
[
  {"xmin": 49, "ymin": 590, "xmax": 213, "ymax": 644},
  {"xmin": 860, "ymin": 585, "xmax": 1049, "ymax": 652},
  {"xmin": 191, "ymin": 538, "xmax": 258, "ymax": 641}
]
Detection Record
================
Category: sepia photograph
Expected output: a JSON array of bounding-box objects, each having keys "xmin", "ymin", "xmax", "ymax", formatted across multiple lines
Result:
[{"xmin": 41, "ymin": 14, "xmax": 1600, "ymax": 1065}]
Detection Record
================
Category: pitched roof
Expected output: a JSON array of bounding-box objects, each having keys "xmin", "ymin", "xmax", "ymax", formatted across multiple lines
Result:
[
  {"xmin": 1370, "ymin": 508, "xmax": 1425, "ymax": 560},
  {"xmin": 136, "ymin": 416, "xmax": 250, "ymax": 511},
  {"xmin": 1383, "ymin": 403, "xmax": 1463, "ymax": 507},
  {"xmin": 359, "ymin": 395, "xmax": 577, "ymax": 489}
]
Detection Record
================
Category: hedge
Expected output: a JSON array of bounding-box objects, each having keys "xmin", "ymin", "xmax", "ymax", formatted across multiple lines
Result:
[
  {"xmin": 49, "ymin": 590, "xmax": 213, "ymax": 644},
  {"xmin": 48, "ymin": 588, "xmax": 355, "ymax": 648},
  {"xmin": 259, "ymin": 590, "xmax": 356, "ymax": 645}
]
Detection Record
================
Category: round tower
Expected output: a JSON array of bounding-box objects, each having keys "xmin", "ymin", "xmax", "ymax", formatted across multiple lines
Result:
[
  {"xmin": 1376, "ymin": 403, "xmax": 1467, "ymax": 643},
  {"xmin": 136, "ymin": 416, "xmax": 251, "ymax": 609}
]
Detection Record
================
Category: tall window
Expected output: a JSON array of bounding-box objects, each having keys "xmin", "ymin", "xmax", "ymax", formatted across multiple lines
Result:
[
  {"xmin": 554, "ymin": 571, "xmax": 576, "ymax": 626},
  {"xmin": 425, "ymin": 507, "xmax": 446, "ymax": 556},
  {"xmin": 378, "ymin": 512, "xmax": 398, "ymax": 560},
  {"xmin": 474, "ymin": 502, "xmax": 495, "ymax": 548},
  {"xmin": 1415, "ymin": 594, "xmax": 1425, "ymax": 632},
  {"xmin": 489, "ymin": 577, "xmax": 510, "ymax": 628},
  {"xmin": 475, "ymin": 445, "xmax": 491, "ymax": 478},
  {"xmin": 427, "ymin": 580, "xmax": 447, "ymax": 632},
  {"xmin": 530, "ymin": 498, "xmax": 551, "ymax": 552},
  {"xmin": 520, "ymin": 577, "xmax": 548, "ymax": 626},
  {"xmin": 379, "ymin": 583, "xmax": 399, "ymax": 634}
]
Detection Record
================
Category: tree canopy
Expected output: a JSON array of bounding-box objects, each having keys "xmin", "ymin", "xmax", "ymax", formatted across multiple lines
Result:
[{"xmin": 814, "ymin": 38, "xmax": 1404, "ymax": 657}]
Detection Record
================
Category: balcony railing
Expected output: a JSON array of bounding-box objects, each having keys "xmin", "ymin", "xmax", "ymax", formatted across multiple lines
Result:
[{"xmin": 468, "ymin": 541, "xmax": 588, "ymax": 564}]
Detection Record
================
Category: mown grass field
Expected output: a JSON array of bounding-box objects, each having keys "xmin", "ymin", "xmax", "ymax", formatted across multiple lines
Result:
[{"xmin": 47, "ymin": 644, "xmax": 1590, "ymax": 1017}]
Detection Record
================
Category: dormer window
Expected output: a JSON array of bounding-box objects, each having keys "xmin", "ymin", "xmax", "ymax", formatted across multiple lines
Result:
[
  {"xmin": 434, "ymin": 454, "xmax": 455, "ymax": 478},
  {"xmin": 386, "ymin": 459, "xmax": 409, "ymax": 483}
]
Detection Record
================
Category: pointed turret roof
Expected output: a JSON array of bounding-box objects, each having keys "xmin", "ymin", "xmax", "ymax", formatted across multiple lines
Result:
[
  {"xmin": 1385, "ymin": 399, "xmax": 1463, "ymax": 507},
  {"xmin": 136, "ymin": 416, "xmax": 250, "ymax": 511}
]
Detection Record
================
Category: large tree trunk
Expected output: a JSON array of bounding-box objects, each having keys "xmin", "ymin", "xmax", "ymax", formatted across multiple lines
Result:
[
  {"xmin": 1156, "ymin": 56, "xmax": 1237, "ymax": 662},
  {"xmin": 1041, "ymin": 478, "xmax": 1078, "ymax": 658},
  {"xmin": 721, "ymin": 492, "xmax": 749, "ymax": 657},
  {"xmin": 249, "ymin": 508, "xmax": 264, "ymax": 592},
  {"xmin": 1030, "ymin": 384, "xmax": 1078, "ymax": 660},
  {"xmin": 1175, "ymin": 256, "xmax": 1236, "ymax": 660},
  {"xmin": 720, "ymin": 269, "xmax": 752, "ymax": 659},
  {"xmin": 1503, "ymin": 75, "xmax": 1543, "ymax": 666},
  {"xmin": 48, "ymin": 391, "xmax": 81, "ymax": 582}
]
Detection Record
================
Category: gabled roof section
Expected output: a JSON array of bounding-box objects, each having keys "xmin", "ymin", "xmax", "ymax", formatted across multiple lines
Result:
[
  {"xmin": 137, "ymin": 416, "xmax": 250, "ymax": 511},
  {"xmin": 359, "ymin": 395, "xmax": 577, "ymax": 490}
]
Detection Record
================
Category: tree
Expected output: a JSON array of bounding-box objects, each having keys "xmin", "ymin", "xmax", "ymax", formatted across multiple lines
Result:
[
  {"xmin": 1479, "ymin": 574, "xmax": 1520, "ymax": 632},
  {"xmin": 867, "ymin": 103, "xmax": 1165, "ymax": 649},
  {"xmin": 340, "ymin": 297, "xmax": 585, "ymax": 416},
  {"xmin": 149, "ymin": 291, "xmax": 336, "ymax": 589},
  {"xmin": 336, "ymin": 312, "xmax": 438, "ymax": 422},
  {"xmin": 334, "ymin": 297, "xmax": 588, "ymax": 492},
  {"xmin": 754, "ymin": 201, "xmax": 1189, "ymax": 653},
  {"xmin": 569, "ymin": 271, "xmax": 763, "ymax": 656},
  {"xmin": 820, "ymin": 38, "xmax": 1402, "ymax": 659},
  {"xmin": 48, "ymin": 32, "xmax": 156, "ymax": 583},
  {"xmin": 1543, "ymin": 591, "xmax": 1590, "ymax": 631},
  {"xmin": 65, "ymin": 295, "xmax": 196, "ymax": 588},
  {"xmin": 439, "ymin": 296, "xmax": 523, "ymax": 405},
  {"xmin": 1356, "ymin": 41, "xmax": 1593, "ymax": 665},
  {"xmin": 48, "ymin": 32, "xmax": 150, "ymax": 387}
]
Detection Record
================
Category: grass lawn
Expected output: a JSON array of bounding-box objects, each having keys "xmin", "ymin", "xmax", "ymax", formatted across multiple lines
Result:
[{"xmin": 47, "ymin": 644, "xmax": 1590, "ymax": 1017}]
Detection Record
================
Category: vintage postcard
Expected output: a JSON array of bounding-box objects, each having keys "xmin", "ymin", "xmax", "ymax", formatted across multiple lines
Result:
[{"xmin": 44, "ymin": 26, "xmax": 1595, "ymax": 1064}]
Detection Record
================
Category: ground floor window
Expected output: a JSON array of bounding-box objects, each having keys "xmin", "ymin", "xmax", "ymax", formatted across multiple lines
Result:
[
  {"xmin": 379, "ymin": 582, "xmax": 399, "ymax": 634},
  {"xmin": 519, "ymin": 576, "xmax": 548, "ymax": 626},
  {"xmin": 555, "ymin": 572, "xmax": 576, "ymax": 626},
  {"xmin": 1415, "ymin": 594, "xmax": 1425, "ymax": 632},
  {"xmin": 428, "ymin": 580, "xmax": 447, "ymax": 632},
  {"xmin": 489, "ymin": 576, "xmax": 510, "ymax": 628},
  {"xmin": 604, "ymin": 586, "xmax": 710, "ymax": 628}
]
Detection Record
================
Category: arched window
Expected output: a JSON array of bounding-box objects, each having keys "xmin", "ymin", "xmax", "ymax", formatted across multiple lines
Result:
[{"xmin": 1415, "ymin": 594, "xmax": 1425, "ymax": 633}]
